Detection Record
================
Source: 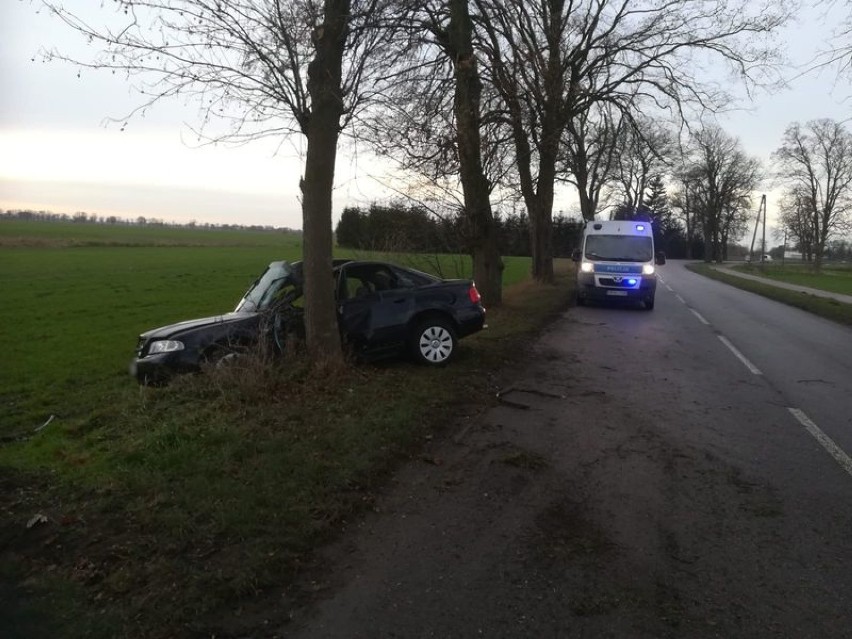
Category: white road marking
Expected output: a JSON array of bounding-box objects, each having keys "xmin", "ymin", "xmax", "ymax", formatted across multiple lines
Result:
[
  {"xmin": 675, "ymin": 294, "xmax": 686, "ymax": 304},
  {"xmin": 665, "ymin": 284, "xmax": 673, "ymax": 292},
  {"xmin": 788, "ymin": 408, "xmax": 852, "ymax": 477},
  {"xmin": 690, "ymin": 309, "xmax": 710, "ymax": 325},
  {"xmin": 718, "ymin": 335, "xmax": 763, "ymax": 375}
]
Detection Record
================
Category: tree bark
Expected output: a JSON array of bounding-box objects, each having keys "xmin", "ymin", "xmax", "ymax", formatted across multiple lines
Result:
[
  {"xmin": 301, "ymin": 0, "xmax": 350, "ymax": 366},
  {"xmin": 447, "ymin": 0, "xmax": 503, "ymax": 306},
  {"xmin": 509, "ymin": 111, "xmax": 556, "ymax": 282},
  {"xmin": 683, "ymin": 187, "xmax": 695, "ymax": 260},
  {"xmin": 702, "ymin": 213, "xmax": 714, "ymax": 263},
  {"xmin": 528, "ymin": 195, "xmax": 555, "ymax": 281},
  {"xmin": 578, "ymin": 188, "xmax": 596, "ymax": 222},
  {"xmin": 565, "ymin": 120, "xmax": 595, "ymax": 222}
]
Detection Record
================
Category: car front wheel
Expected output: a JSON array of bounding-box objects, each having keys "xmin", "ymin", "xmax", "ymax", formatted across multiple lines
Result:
[
  {"xmin": 410, "ymin": 318, "xmax": 457, "ymax": 365},
  {"xmin": 202, "ymin": 343, "xmax": 246, "ymax": 369}
]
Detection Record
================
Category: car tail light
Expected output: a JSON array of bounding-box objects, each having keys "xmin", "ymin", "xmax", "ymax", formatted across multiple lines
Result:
[{"xmin": 468, "ymin": 284, "xmax": 482, "ymax": 304}]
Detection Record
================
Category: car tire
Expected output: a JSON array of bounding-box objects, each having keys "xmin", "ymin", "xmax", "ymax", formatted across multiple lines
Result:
[
  {"xmin": 575, "ymin": 292, "xmax": 586, "ymax": 307},
  {"xmin": 202, "ymin": 344, "xmax": 244, "ymax": 369},
  {"xmin": 644, "ymin": 296, "xmax": 655, "ymax": 311},
  {"xmin": 410, "ymin": 317, "xmax": 457, "ymax": 365}
]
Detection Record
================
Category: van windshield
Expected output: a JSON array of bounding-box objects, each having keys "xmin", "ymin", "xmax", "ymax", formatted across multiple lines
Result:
[{"xmin": 585, "ymin": 235, "xmax": 653, "ymax": 262}]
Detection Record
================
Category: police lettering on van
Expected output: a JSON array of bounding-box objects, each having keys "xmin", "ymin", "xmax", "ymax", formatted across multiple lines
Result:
[{"xmin": 571, "ymin": 220, "xmax": 666, "ymax": 310}]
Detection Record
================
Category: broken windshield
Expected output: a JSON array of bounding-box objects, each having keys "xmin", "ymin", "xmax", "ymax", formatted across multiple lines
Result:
[
  {"xmin": 235, "ymin": 262, "xmax": 296, "ymax": 312},
  {"xmin": 585, "ymin": 235, "xmax": 653, "ymax": 262}
]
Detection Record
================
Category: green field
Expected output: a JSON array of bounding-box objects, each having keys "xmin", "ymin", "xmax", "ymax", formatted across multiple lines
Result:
[
  {"xmin": 1, "ymin": 240, "xmax": 299, "ymax": 437},
  {"xmin": 733, "ymin": 262, "xmax": 852, "ymax": 296},
  {"xmin": 1, "ymin": 219, "xmax": 563, "ymax": 638},
  {"xmin": 0, "ymin": 219, "xmax": 296, "ymax": 248},
  {"xmin": 0, "ymin": 221, "xmax": 531, "ymax": 437}
]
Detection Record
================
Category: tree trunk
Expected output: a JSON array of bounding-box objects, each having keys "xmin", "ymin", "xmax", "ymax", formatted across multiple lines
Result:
[
  {"xmin": 528, "ymin": 194, "xmax": 555, "ymax": 281},
  {"xmin": 578, "ymin": 188, "xmax": 596, "ymax": 222},
  {"xmin": 524, "ymin": 127, "xmax": 558, "ymax": 282},
  {"xmin": 814, "ymin": 209, "xmax": 831, "ymax": 273},
  {"xmin": 702, "ymin": 216, "xmax": 713, "ymax": 263},
  {"xmin": 300, "ymin": 0, "xmax": 350, "ymax": 366},
  {"xmin": 527, "ymin": 91, "xmax": 560, "ymax": 282},
  {"xmin": 448, "ymin": 0, "xmax": 503, "ymax": 306},
  {"xmin": 572, "ymin": 150, "xmax": 598, "ymax": 222},
  {"xmin": 683, "ymin": 191, "xmax": 694, "ymax": 260},
  {"xmin": 498, "ymin": 60, "xmax": 557, "ymax": 283},
  {"xmin": 714, "ymin": 226, "xmax": 722, "ymax": 263},
  {"xmin": 566, "ymin": 122, "xmax": 597, "ymax": 222}
]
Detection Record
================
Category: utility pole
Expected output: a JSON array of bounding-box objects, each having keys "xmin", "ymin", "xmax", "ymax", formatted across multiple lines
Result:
[
  {"xmin": 748, "ymin": 194, "xmax": 767, "ymax": 264},
  {"xmin": 761, "ymin": 194, "xmax": 767, "ymax": 270}
]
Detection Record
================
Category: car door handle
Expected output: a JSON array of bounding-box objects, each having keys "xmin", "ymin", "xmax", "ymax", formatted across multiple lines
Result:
[{"xmin": 391, "ymin": 298, "xmax": 406, "ymax": 304}]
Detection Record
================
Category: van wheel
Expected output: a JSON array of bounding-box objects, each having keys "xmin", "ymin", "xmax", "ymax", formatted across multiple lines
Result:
[
  {"xmin": 644, "ymin": 296, "xmax": 655, "ymax": 311},
  {"xmin": 575, "ymin": 292, "xmax": 586, "ymax": 307}
]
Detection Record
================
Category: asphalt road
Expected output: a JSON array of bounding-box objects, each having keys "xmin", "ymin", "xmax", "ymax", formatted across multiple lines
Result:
[
  {"xmin": 660, "ymin": 261, "xmax": 852, "ymax": 456},
  {"xmin": 287, "ymin": 260, "xmax": 852, "ymax": 638}
]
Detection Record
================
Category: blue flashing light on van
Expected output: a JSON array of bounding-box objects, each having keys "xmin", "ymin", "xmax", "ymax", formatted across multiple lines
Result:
[{"xmin": 571, "ymin": 220, "xmax": 667, "ymax": 310}]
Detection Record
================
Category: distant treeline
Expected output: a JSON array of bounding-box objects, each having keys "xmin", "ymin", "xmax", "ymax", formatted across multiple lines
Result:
[
  {"xmin": 1, "ymin": 209, "xmax": 297, "ymax": 234},
  {"xmin": 19, "ymin": 205, "xmax": 846, "ymax": 261},
  {"xmin": 334, "ymin": 203, "xmax": 586, "ymax": 257}
]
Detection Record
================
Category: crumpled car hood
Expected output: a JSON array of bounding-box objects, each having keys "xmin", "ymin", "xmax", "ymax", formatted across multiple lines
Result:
[{"xmin": 140, "ymin": 312, "xmax": 256, "ymax": 341}]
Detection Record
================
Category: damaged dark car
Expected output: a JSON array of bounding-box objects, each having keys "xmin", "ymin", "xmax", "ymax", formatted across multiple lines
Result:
[{"xmin": 131, "ymin": 259, "xmax": 487, "ymax": 384}]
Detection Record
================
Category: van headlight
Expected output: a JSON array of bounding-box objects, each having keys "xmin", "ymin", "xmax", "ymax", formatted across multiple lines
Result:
[
  {"xmin": 580, "ymin": 262, "xmax": 594, "ymax": 273},
  {"xmin": 642, "ymin": 264, "xmax": 655, "ymax": 275},
  {"xmin": 148, "ymin": 340, "xmax": 185, "ymax": 355}
]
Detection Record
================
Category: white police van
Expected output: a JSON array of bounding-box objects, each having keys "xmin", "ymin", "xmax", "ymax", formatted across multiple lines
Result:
[{"xmin": 571, "ymin": 220, "xmax": 666, "ymax": 310}]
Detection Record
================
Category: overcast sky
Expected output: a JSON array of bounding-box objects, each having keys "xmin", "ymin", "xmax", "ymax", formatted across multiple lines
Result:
[{"xmin": 2, "ymin": 1, "xmax": 851, "ymax": 231}]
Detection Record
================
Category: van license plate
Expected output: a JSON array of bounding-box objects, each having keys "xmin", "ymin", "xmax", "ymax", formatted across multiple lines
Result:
[{"xmin": 606, "ymin": 290, "xmax": 628, "ymax": 297}]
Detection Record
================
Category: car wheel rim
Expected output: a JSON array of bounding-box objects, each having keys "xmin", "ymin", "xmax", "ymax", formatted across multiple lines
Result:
[
  {"xmin": 215, "ymin": 352, "xmax": 239, "ymax": 368},
  {"xmin": 419, "ymin": 326, "xmax": 453, "ymax": 362}
]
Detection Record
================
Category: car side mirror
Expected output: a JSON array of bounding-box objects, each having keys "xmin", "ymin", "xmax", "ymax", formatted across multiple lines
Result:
[
  {"xmin": 655, "ymin": 251, "xmax": 666, "ymax": 265},
  {"xmin": 571, "ymin": 248, "xmax": 581, "ymax": 262}
]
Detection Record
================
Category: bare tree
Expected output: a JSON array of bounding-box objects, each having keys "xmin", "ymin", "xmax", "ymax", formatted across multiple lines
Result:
[
  {"xmin": 719, "ymin": 195, "xmax": 753, "ymax": 259},
  {"xmin": 773, "ymin": 119, "xmax": 852, "ymax": 271},
  {"xmin": 810, "ymin": 1, "xmax": 852, "ymax": 87},
  {"xmin": 39, "ymin": 0, "xmax": 402, "ymax": 366},
  {"xmin": 778, "ymin": 187, "xmax": 817, "ymax": 260},
  {"xmin": 357, "ymin": 0, "xmax": 507, "ymax": 305},
  {"xmin": 442, "ymin": 0, "xmax": 504, "ymax": 305},
  {"xmin": 473, "ymin": 0, "xmax": 791, "ymax": 283},
  {"xmin": 560, "ymin": 104, "xmax": 625, "ymax": 221},
  {"xmin": 681, "ymin": 126, "xmax": 761, "ymax": 262},
  {"xmin": 609, "ymin": 120, "xmax": 676, "ymax": 217},
  {"xmin": 670, "ymin": 166, "xmax": 703, "ymax": 259}
]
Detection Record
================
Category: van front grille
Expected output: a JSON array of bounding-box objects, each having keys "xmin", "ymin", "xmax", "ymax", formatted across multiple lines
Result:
[{"xmin": 598, "ymin": 277, "xmax": 638, "ymax": 288}]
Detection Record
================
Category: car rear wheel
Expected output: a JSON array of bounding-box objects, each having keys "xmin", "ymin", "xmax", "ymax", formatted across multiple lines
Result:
[{"xmin": 410, "ymin": 318, "xmax": 457, "ymax": 365}]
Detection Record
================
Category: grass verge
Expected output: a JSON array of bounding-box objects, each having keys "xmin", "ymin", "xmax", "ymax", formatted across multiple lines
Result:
[
  {"xmin": 731, "ymin": 262, "xmax": 852, "ymax": 296},
  {"xmin": 1, "ymin": 262, "xmax": 573, "ymax": 639},
  {"xmin": 686, "ymin": 263, "xmax": 852, "ymax": 327}
]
